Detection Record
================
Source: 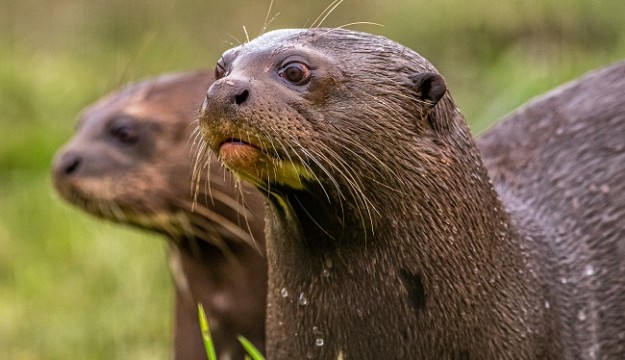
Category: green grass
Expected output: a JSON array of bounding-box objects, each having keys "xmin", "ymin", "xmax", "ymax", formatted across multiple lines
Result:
[
  {"xmin": 237, "ymin": 336, "xmax": 265, "ymax": 360},
  {"xmin": 198, "ymin": 304, "xmax": 218, "ymax": 360},
  {"xmin": 1, "ymin": 0, "xmax": 624, "ymax": 358},
  {"xmin": 0, "ymin": 171, "xmax": 172, "ymax": 359},
  {"xmin": 198, "ymin": 304, "xmax": 265, "ymax": 360}
]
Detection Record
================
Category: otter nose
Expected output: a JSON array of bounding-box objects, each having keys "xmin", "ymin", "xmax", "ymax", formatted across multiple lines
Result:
[
  {"xmin": 53, "ymin": 150, "xmax": 82, "ymax": 177},
  {"xmin": 206, "ymin": 78, "xmax": 251, "ymax": 107},
  {"xmin": 234, "ymin": 88, "xmax": 249, "ymax": 105}
]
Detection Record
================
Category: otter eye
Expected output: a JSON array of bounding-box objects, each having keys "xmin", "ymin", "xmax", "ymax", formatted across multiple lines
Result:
[
  {"xmin": 279, "ymin": 62, "xmax": 310, "ymax": 85},
  {"xmin": 215, "ymin": 57, "xmax": 227, "ymax": 80},
  {"xmin": 110, "ymin": 123, "xmax": 139, "ymax": 144}
]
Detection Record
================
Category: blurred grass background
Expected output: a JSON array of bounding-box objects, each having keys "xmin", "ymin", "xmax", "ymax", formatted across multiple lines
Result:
[{"xmin": 1, "ymin": 0, "xmax": 624, "ymax": 358}]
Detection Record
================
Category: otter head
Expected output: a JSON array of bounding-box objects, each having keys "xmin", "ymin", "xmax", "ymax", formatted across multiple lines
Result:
[
  {"xmin": 52, "ymin": 72, "xmax": 218, "ymax": 236},
  {"xmin": 198, "ymin": 29, "xmax": 461, "ymax": 236}
]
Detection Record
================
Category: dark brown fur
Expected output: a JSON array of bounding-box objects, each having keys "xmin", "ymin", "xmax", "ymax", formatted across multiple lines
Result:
[
  {"xmin": 51, "ymin": 72, "xmax": 267, "ymax": 360},
  {"xmin": 478, "ymin": 61, "xmax": 625, "ymax": 359},
  {"xmin": 198, "ymin": 28, "xmax": 625, "ymax": 359}
]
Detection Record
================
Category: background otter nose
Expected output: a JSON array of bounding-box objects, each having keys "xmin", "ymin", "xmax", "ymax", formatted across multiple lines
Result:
[{"xmin": 54, "ymin": 151, "xmax": 82, "ymax": 176}]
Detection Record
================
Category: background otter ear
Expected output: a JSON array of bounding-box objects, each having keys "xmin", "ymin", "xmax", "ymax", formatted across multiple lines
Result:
[{"xmin": 409, "ymin": 72, "xmax": 446, "ymax": 106}]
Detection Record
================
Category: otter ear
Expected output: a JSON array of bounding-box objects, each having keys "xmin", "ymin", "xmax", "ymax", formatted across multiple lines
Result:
[{"xmin": 409, "ymin": 72, "xmax": 446, "ymax": 106}]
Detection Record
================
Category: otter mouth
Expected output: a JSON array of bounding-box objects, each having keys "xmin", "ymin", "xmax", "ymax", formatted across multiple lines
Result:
[
  {"xmin": 218, "ymin": 137, "xmax": 266, "ymax": 161},
  {"xmin": 215, "ymin": 135, "xmax": 313, "ymax": 190},
  {"xmin": 219, "ymin": 137, "xmax": 261, "ymax": 151}
]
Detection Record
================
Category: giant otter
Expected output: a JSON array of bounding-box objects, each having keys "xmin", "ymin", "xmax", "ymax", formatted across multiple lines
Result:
[
  {"xmin": 198, "ymin": 28, "xmax": 625, "ymax": 359},
  {"xmin": 52, "ymin": 72, "xmax": 267, "ymax": 360}
]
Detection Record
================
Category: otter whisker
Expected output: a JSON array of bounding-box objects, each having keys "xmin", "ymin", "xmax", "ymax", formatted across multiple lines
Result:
[
  {"xmin": 259, "ymin": 0, "xmax": 276, "ymax": 36},
  {"xmin": 262, "ymin": 122, "xmax": 315, "ymax": 190},
  {"xmin": 108, "ymin": 200, "xmax": 127, "ymax": 223},
  {"xmin": 243, "ymin": 26, "xmax": 250, "ymax": 44},
  {"xmin": 301, "ymin": 146, "xmax": 347, "ymax": 225},
  {"xmin": 284, "ymin": 134, "xmax": 336, "ymax": 203},
  {"xmin": 293, "ymin": 194, "xmax": 335, "ymax": 240},
  {"xmin": 311, "ymin": 0, "xmax": 344, "ymax": 29},
  {"xmin": 252, "ymin": 127, "xmax": 279, "ymax": 196},
  {"xmin": 331, "ymin": 136, "xmax": 407, "ymax": 190},
  {"xmin": 306, "ymin": 144, "xmax": 371, "ymax": 231},
  {"xmin": 191, "ymin": 140, "xmax": 210, "ymax": 210},
  {"xmin": 226, "ymin": 33, "xmax": 243, "ymax": 47},
  {"xmin": 175, "ymin": 208, "xmax": 239, "ymax": 265},
  {"xmin": 332, "ymin": 22, "xmax": 384, "ymax": 31},
  {"xmin": 233, "ymin": 184, "xmax": 264, "ymax": 254},
  {"xmin": 320, "ymin": 145, "xmax": 378, "ymax": 236},
  {"xmin": 203, "ymin": 149, "xmax": 215, "ymax": 211},
  {"xmin": 176, "ymin": 198, "xmax": 256, "ymax": 258}
]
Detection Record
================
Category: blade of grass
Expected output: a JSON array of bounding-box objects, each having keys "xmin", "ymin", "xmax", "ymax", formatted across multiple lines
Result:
[
  {"xmin": 198, "ymin": 304, "xmax": 217, "ymax": 360},
  {"xmin": 237, "ymin": 335, "xmax": 265, "ymax": 360}
]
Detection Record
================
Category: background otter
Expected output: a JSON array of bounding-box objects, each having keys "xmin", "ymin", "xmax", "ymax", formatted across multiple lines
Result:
[
  {"xmin": 477, "ymin": 61, "xmax": 625, "ymax": 359},
  {"xmin": 52, "ymin": 72, "xmax": 267, "ymax": 360},
  {"xmin": 199, "ymin": 28, "xmax": 624, "ymax": 359}
]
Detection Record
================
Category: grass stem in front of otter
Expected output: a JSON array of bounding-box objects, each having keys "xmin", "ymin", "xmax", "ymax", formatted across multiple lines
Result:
[
  {"xmin": 197, "ymin": 304, "xmax": 217, "ymax": 360},
  {"xmin": 237, "ymin": 335, "xmax": 265, "ymax": 360},
  {"xmin": 198, "ymin": 303, "xmax": 265, "ymax": 360}
]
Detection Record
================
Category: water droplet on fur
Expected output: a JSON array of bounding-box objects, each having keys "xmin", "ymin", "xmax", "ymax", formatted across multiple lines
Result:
[
  {"xmin": 578, "ymin": 310, "xmax": 586, "ymax": 321},
  {"xmin": 584, "ymin": 264, "xmax": 595, "ymax": 276},
  {"xmin": 544, "ymin": 301, "xmax": 550, "ymax": 309},
  {"xmin": 280, "ymin": 288, "xmax": 289, "ymax": 298},
  {"xmin": 560, "ymin": 277, "xmax": 568, "ymax": 284},
  {"xmin": 323, "ymin": 269, "xmax": 331, "ymax": 277},
  {"xmin": 315, "ymin": 338, "xmax": 325, "ymax": 347},
  {"xmin": 298, "ymin": 292, "xmax": 309, "ymax": 306}
]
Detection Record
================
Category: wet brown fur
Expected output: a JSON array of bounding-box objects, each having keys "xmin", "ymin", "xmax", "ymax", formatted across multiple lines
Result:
[
  {"xmin": 478, "ymin": 61, "xmax": 625, "ymax": 359},
  {"xmin": 198, "ymin": 28, "xmax": 625, "ymax": 359},
  {"xmin": 52, "ymin": 72, "xmax": 267, "ymax": 360}
]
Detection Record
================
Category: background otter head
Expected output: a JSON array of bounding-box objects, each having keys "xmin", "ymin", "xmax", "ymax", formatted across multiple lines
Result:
[
  {"xmin": 53, "ymin": 72, "xmax": 208, "ymax": 225},
  {"xmin": 52, "ymin": 71, "xmax": 263, "ymax": 247}
]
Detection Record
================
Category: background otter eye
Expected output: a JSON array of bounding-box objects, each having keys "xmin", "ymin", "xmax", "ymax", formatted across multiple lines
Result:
[
  {"xmin": 279, "ymin": 62, "xmax": 310, "ymax": 84},
  {"xmin": 110, "ymin": 124, "xmax": 139, "ymax": 144}
]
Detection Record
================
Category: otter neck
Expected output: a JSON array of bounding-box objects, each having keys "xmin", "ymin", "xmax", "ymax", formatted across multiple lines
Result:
[{"xmin": 263, "ymin": 105, "xmax": 548, "ymax": 358}]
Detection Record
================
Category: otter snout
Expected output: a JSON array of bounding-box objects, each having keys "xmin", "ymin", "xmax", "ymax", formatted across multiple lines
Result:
[
  {"xmin": 199, "ymin": 77, "xmax": 257, "ymax": 152},
  {"xmin": 51, "ymin": 147, "xmax": 84, "ymax": 191},
  {"xmin": 51, "ymin": 146, "xmax": 84, "ymax": 199},
  {"xmin": 53, "ymin": 149, "xmax": 82, "ymax": 177},
  {"xmin": 201, "ymin": 77, "xmax": 252, "ymax": 120}
]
